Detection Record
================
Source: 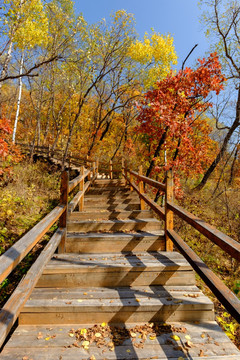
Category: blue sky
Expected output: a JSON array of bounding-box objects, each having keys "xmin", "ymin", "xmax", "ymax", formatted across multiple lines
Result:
[{"xmin": 73, "ymin": 0, "xmax": 210, "ymax": 69}]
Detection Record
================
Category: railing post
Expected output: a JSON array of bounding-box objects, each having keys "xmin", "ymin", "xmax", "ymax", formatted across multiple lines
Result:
[
  {"xmin": 69, "ymin": 151, "xmax": 72, "ymax": 168},
  {"xmin": 138, "ymin": 165, "xmax": 145, "ymax": 210},
  {"xmin": 86, "ymin": 155, "xmax": 91, "ymax": 181},
  {"xmin": 165, "ymin": 169, "xmax": 174, "ymax": 251},
  {"xmin": 130, "ymin": 171, "xmax": 133, "ymax": 191},
  {"xmin": 96, "ymin": 158, "xmax": 99, "ymax": 177},
  {"xmin": 58, "ymin": 170, "xmax": 69, "ymax": 253},
  {"xmin": 122, "ymin": 158, "xmax": 127, "ymax": 186},
  {"xmin": 79, "ymin": 165, "xmax": 84, "ymax": 211},
  {"xmin": 109, "ymin": 159, "xmax": 113, "ymax": 179}
]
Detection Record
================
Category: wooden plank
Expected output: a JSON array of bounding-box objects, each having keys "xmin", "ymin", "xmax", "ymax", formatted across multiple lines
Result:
[
  {"xmin": 0, "ymin": 205, "xmax": 65, "ymax": 284},
  {"xmin": 37, "ymin": 270, "xmax": 195, "ymax": 288},
  {"xmin": 65, "ymin": 236, "xmax": 165, "ymax": 253},
  {"xmin": 19, "ymin": 307, "xmax": 214, "ymax": 324},
  {"xmin": 27, "ymin": 285, "xmax": 202, "ymax": 299},
  {"xmin": 124, "ymin": 174, "xmax": 165, "ymax": 220},
  {"xmin": 68, "ymin": 191, "xmax": 83, "ymax": 213},
  {"xmin": 0, "ymin": 229, "xmax": 65, "ymax": 348},
  {"xmin": 138, "ymin": 165, "xmax": 145, "ymax": 210},
  {"xmin": 167, "ymin": 200, "xmax": 240, "ymax": 262},
  {"xmin": 129, "ymin": 170, "xmax": 166, "ymax": 191},
  {"xmin": 165, "ymin": 170, "xmax": 173, "ymax": 251},
  {"xmin": 68, "ymin": 210, "xmax": 153, "ymax": 220},
  {"xmin": 167, "ymin": 229, "xmax": 240, "ymax": 323},
  {"xmin": 58, "ymin": 171, "xmax": 68, "ymax": 253},
  {"xmin": 2, "ymin": 346, "xmax": 240, "ymax": 360},
  {"xmin": 67, "ymin": 218, "xmax": 161, "ymax": 232},
  {"xmin": 68, "ymin": 170, "xmax": 90, "ymax": 193}
]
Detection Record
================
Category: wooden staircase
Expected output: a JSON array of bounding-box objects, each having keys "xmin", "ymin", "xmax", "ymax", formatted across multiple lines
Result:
[{"xmin": 1, "ymin": 179, "xmax": 239, "ymax": 359}]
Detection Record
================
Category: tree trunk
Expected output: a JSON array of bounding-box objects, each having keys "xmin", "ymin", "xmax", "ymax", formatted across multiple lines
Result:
[
  {"xmin": 146, "ymin": 127, "xmax": 168, "ymax": 177},
  {"xmin": 195, "ymin": 86, "xmax": 240, "ymax": 190},
  {"xmin": 12, "ymin": 51, "xmax": 24, "ymax": 143}
]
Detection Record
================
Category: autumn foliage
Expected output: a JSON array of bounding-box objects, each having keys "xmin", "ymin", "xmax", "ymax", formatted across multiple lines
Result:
[
  {"xmin": 136, "ymin": 53, "xmax": 226, "ymax": 192},
  {"xmin": 0, "ymin": 118, "xmax": 22, "ymax": 177}
]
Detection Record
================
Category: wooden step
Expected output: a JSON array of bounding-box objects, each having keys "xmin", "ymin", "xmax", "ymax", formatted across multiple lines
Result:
[
  {"xmin": 83, "ymin": 202, "xmax": 141, "ymax": 210},
  {"xmin": 2, "ymin": 321, "xmax": 239, "ymax": 359},
  {"xmin": 20, "ymin": 285, "xmax": 214, "ymax": 324},
  {"xmin": 36, "ymin": 252, "xmax": 196, "ymax": 288},
  {"xmin": 68, "ymin": 210, "xmax": 154, "ymax": 221},
  {"xmin": 84, "ymin": 193, "xmax": 139, "ymax": 200},
  {"xmin": 87, "ymin": 188, "xmax": 131, "ymax": 195},
  {"xmin": 67, "ymin": 218, "xmax": 160, "ymax": 232},
  {"xmin": 92, "ymin": 179, "xmax": 126, "ymax": 188},
  {"xmin": 66, "ymin": 231, "xmax": 165, "ymax": 253}
]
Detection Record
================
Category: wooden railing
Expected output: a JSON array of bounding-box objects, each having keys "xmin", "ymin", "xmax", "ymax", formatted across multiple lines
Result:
[
  {"xmin": 0, "ymin": 162, "xmax": 97, "ymax": 348},
  {"xmin": 122, "ymin": 161, "xmax": 240, "ymax": 323},
  {"xmin": 16, "ymin": 143, "xmax": 96, "ymax": 169}
]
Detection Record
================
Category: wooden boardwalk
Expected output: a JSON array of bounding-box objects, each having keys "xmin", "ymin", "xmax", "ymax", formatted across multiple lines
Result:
[{"xmin": 1, "ymin": 179, "xmax": 239, "ymax": 359}]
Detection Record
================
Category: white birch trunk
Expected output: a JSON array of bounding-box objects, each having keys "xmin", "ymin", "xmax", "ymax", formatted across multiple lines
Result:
[{"xmin": 12, "ymin": 51, "xmax": 24, "ymax": 143}]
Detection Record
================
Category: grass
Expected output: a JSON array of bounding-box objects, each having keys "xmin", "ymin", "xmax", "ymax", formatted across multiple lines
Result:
[
  {"xmin": 174, "ymin": 178, "xmax": 240, "ymax": 349},
  {"xmin": 0, "ymin": 159, "xmax": 61, "ymax": 306}
]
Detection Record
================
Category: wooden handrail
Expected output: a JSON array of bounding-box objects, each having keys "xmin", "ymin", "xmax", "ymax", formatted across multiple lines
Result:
[
  {"xmin": 0, "ymin": 159, "xmax": 96, "ymax": 347},
  {"xmin": 168, "ymin": 229, "xmax": 240, "ymax": 323},
  {"xmin": 123, "ymin": 164, "xmax": 240, "ymax": 322},
  {"xmin": 167, "ymin": 200, "xmax": 240, "ymax": 262},
  {"xmin": 0, "ymin": 204, "xmax": 66, "ymax": 284},
  {"xmin": 129, "ymin": 170, "xmax": 166, "ymax": 191},
  {"xmin": 0, "ymin": 228, "xmax": 65, "ymax": 348}
]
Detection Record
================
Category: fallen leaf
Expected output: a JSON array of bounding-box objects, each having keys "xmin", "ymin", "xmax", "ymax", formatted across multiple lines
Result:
[
  {"xmin": 77, "ymin": 299, "xmax": 83, "ymax": 303},
  {"xmin": 171, "ymin": 335, "xmax": 180, "ymax": 341},
  {"xmin": 149, "ymin": 335, "xmax": 156, "ymax": 340},
  {"xmin": 126, "ymin": 349, "xmax": 131, "ymax": 353},
  {"xmin": 185, "ymin": 340, "xmax": 193, "ymax": 348},
  {"xmin": 69, "ymin": 333, "xmax": 75, "ymax": 338},
  {"xmin": 130, "ymin": 332, "xmax": 136, "ymax": 338},
  {"xmin": 101, "ymin": 322, "xmax": 107, "ymax": 327},
  {"xmin": 185, "ymin": 335, "xmax": 191, "ymax": 340},
  {"xmin": 45, "ymin": 337, "xmax": 50, "ymax": 341},
  {"xmin": 95, "ymin": 332, "xmax": 102, "ymax": 338},
  {"xmin": 199, "ymin": 349, "xmax": 204, "ymax": 357}
]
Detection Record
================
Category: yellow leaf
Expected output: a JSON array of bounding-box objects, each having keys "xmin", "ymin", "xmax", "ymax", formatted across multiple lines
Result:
[
  {"xmin": 69, "ymin": 333, "xmax": 74, "ymax": 338},
  {"xmin": 80, "ymin": 328, "xmax": 87, "ymax": 335},
  {"xmin": 83, "ymin": 292, "xmax": 88, "ymax": 295},
  {"xmin": 130, "ymin": 332, "xmax": 136, "ymax": 338},
  {"xmin": 136, "ymin": 298, "xmax": 140, "ymax": 302},
  {"xmin": 201, "ymin": 333, "xmax": 205, "ymax": 338},
  {"xmin": 45, "ymin": 337, "xmax": 50, "ymax": 341},
  {"xmin": 185, "ymin": 335, "xmax": 191, "ymax": 340},
  {"xmin": 77, "ymin": 299, "xmax": 83, "ymax": 303},
  {"xmin": 149, "ymin": 335, "xmax": 156, "ymax": 340},
  {"xmin": 171, "ymin": 335, "xmax": 180, "ymax": 341},
  {"xmin": 95, "ymin": 332, "xmax": 102, "ymax": 338},
  {"xmin": 82, "ymin": 340, "xmax": 89, "ymax": 346},
  {"xmin": 101, "ymin": 322, "xmax": 107, "ymax": 327},
  {"xmin": 126, "ymin": 349, "xmax": 131, "ymax": 353},
  {"xmin": 178, "ymin": 357, "xmax": 185, "ymax": 360}
]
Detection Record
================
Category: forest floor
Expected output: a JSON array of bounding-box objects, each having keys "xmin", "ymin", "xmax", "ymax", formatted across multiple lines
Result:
[{"xmin": 0, "ymin": 160, "xmax": 239, "ymax": 349}]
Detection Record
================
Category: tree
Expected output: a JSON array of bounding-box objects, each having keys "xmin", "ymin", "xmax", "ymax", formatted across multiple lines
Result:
[
  {"xmin": 197, "ymin": 0, "xmax": 240, "ymax": 189},
  {"xmin": 136, "ymin": 53, "xmax": 225, "ymax": 195}
]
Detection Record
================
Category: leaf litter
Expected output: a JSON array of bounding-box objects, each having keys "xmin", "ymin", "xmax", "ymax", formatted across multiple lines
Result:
[{"xmin": 67, "ymin": 323, "xmax": 188, "ymax": 351}]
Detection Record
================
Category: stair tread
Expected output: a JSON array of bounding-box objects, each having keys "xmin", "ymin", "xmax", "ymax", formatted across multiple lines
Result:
[
  {"xmin": 68, "ymin": 218, "xmax": 160, "ymax": 224},
  {"xmin": 67, "ymin": 230, "xmax": 164, "ymax": 238},
  {"xmin": 25, "ymin": 285, "xmax": 212, "ymax": 308},
  {"xmin": 44, "ymin": 252, "xmax": 193, "ymax": 272},
  {"xmin": 2, "ymin": 322, "xmax": 239, "ymax": 359}
]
